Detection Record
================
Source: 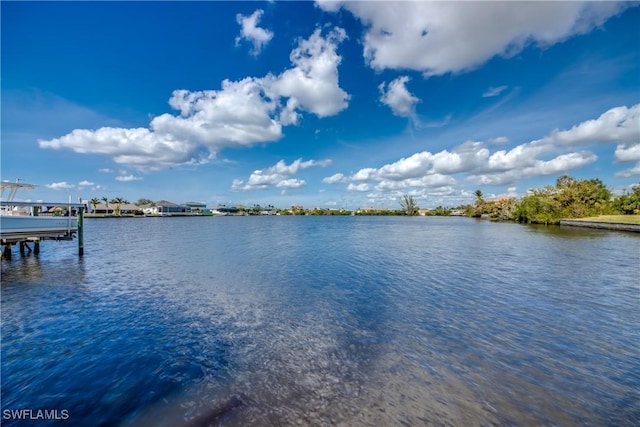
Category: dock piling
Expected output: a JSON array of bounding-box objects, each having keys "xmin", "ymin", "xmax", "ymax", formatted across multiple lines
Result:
[{"xmin": 78, "ymin": 207, "xmax": 84, "ymax": 256}]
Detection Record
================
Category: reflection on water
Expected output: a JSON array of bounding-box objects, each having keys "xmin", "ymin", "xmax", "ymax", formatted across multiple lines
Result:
[{"xmin": 1, "ymin": 217, "xmax": 639, "ymax": 426}]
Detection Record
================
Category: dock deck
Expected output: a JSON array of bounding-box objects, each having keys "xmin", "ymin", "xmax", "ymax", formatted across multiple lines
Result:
[{"xmin": 1, "ymin": 200, "xmax": 87, "ymax": 259}]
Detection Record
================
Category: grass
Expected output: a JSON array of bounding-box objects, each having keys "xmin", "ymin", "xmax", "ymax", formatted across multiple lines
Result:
[{"xmin": 568, "ymin": 215, "xmax": 640, "ymax": 224}]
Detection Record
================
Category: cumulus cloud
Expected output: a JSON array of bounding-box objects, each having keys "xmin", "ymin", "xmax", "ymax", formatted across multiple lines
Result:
[
  {"xmin": 277, "ymin": 179, "xmax": 306, "ymax": 189},
  {"xmin": 347, "ymin": 183, "xmax": 370, "ymax": 192},
  {"xmin": 615, "ymin": 162, "xmax": 640, "ymax": 179},
  {"xmin": 39, "ymin": 28, "xmax": 349, "ymax": 170},
  {"xmin": 482, "ymin": 85, "xmax": 508, "ymax": 97},
  {"xmin": 325, "ymin": 104, "xmax": 636, "ymax": 194},
  {"xmin": 236, "ymin": 9, "xmax": 274, "ymax": 55},
  {"xmin": 538, "ymin": 104, "xmax": 639, "ymax": 146},
  {"xmin": 232, "ymin": 158, "xmax": 331, "ymax": 191},
  {"xmin": 46, "ymin": 182, "xmax": 74, "ymax": 190},
  {"xmin": 78, "ymin": 180, "xmax": 94, "ymax": 187},
  {"xmin": 322, "ymin": 173, "xmax": 346, "ymax": 184},
  {"xmin": 316, "ymin": 1, "xmax": 630, "ymax": 75},
  {"xmin": 266, "ymin": 27, "xmax": 350, "ymax": 119},
  {"xmin": 379, "ymin": 76, "xmax": 419, "ymax": 117},
  {"xmin": 615, "ymin": 143, "xmax": 640, "ymax": 163},
  {"xmin": 471, "ymin": 151, "xmax": 598, "ymax": 186}
]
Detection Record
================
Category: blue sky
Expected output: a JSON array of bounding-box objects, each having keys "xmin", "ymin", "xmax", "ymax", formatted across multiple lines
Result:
[{"xmin": 2, "ymin": 1, "xmax": 639, "ymax": 209}]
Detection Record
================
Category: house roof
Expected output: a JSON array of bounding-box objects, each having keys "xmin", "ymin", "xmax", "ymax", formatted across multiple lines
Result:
[
  {"xmin": 154, "ymin": 200, "xmax": 180, "ymax": 207},
  {"xmin": 92, "ymin": 203, "xmax": 140, "ymax": 210}
]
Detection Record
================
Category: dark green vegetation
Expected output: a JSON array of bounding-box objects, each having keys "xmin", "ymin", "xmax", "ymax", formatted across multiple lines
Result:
[{"xmin": 512, "ymin": 176, "xmax": 639, "ymax": 225}]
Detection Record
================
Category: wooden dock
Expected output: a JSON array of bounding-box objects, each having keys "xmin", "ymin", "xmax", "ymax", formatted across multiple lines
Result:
[{"xmin": 1, "ymin": 201, "xmax": 86, "ymax": 260}]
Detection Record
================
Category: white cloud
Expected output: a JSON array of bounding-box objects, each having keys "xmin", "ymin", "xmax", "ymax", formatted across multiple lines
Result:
[
  {"xmin": 232, "ymin": 158, "xmax": 331, "ymax": 191},
  {"xmin": 615, "ymin": 162, "xmax": 640, "ymax": 178},
  {"xmin": 46, "ymin": 182, "xmax": 74, "ymax": 190},
  {"xmin": 379, "ymin": 76, "xmax": 419, "ymax": 117},
  {"xmin": 431, "ymin": 141, "xmax": 489, "ymax": 175},
  {"xmin": 78, "ymin": 180, "xmax": 94, "ymax": 187},
  {"xmin": 491, "ymin": 136, "xmax": 509, "ymax": 144},
  {"xmin": 277, "ymin": 179, "xmax": 306, "ymax": 189},
  {"xmin": 375, "ymin": 174, "xmax": 456, "ymax": 191},
  {"xmin": 236, "ymin": 9, "xmax": 274, "ymax": 55},
  {"xmin": 39, "ymin": 28, "xmax": 349, "ymax": 170},
  {"xmin": 538, "ymin": 104, "xmax": 640, "ymax": 146},
  {"xmin": 317, "ymin": 1, "xmax": 629, "ymax": 75},
  {"xmin": 482, "ymin": 85, "xmax": 508, "ymax": 97},
  {"xmin": 322, "ymin": 173, "xmax": 346, "ymax": 184},
  {"xmin": 115, "ymin": 174, "xmax": 143, "ymax": 182},
  {"xmin": 266, "ymin": 27, "xmax": 350, "ymax": 118},
  {"xmin": 615, "ymin": 143, "xmax": 640, "ymax": 163},
  {"xmin": 347, "ymin": 183, "xmax": 370, "ymax": 192},
  {"xmin": 487, "ymin": 140, "xmax": 553, "ymax": 172},
  {"xmin": 327, "ymin": 104, "xmax": 635, "ymax": 194}
]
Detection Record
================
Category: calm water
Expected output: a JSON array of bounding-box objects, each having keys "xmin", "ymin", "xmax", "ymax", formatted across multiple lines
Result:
[{"xmin": 1, "ymin": 216, "xmax": 639, "ymax": 426}]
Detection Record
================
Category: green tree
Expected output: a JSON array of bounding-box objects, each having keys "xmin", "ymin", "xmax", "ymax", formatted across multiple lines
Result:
[
  {"xmin": 554, "ymin": 176, "xmax": 612, "ymax": 218},
  {"xmin": 473, "ymin": 189, "xmax": 485, "ymax": 217},
  {"xmin": 136, "ymin": 198, "xmax": 154, "ymax": 206},
  {"xmin": 515, "ymin": 176, "xmax": 614, "ymax": 224},
  {"xmin": 110, "ymin": 197, "xmax": 125, "ymax": 216},
  {"xmin": 514, "ymin": 187, "xmax": 559, "ymax": 225},
  {"xmin": 90, "ymin": 197, "xmax": 100, "ymax": 213},
  {"xmin": 101, "ymin": 197, "xmax": 110, "ymax": 215},
  {"xmin": 400, "ymin": 195, "xmax": 419, "ymax": 216},
  {"xmin": 612, "ymin": 185, "xmax": 640, "ymax": 214}
]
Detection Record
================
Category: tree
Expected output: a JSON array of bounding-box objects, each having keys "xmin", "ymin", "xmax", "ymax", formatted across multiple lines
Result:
[
  {"xmin": 101, "ymin": 197, "xmax": 110, "ymax": 215},
  {"xmin": 612, "ymin": 185, "xmax": 640, "ymax": 214},
  {"xmin": 400, "ymin": 194, "xmax": 419, "ymax": 216},
  {"xmin": 515, "ymin": 176, "xmax": 614, "ymax": 224},
  {"xmin": 90, "ymin": 198, "xmax": 100, "ymax": 213},
  {"xmin": 110, "ymin": 197, "xmax": 125, "ymax": 216},
  {"xmin": 136, "ymin": 198, "xmax": 154, "ymax": 206},
  {"xmin": 473, "ymin": 189, "xmax": 485, "ymax": 217}
]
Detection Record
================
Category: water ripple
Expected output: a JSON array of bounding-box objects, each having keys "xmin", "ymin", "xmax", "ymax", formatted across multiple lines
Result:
[{"xmin": 2, "ymin": 216, "xmax": 638, "ymax": 426}]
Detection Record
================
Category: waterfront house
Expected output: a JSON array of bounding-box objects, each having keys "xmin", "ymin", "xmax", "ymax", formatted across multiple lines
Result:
[
  {"xmin": 145, "ymin": 200, "xmax": 190, "ymax": 216},
  {"xmin": 184, "ymin": 202, "xmax": 210, "ymax": 215}
]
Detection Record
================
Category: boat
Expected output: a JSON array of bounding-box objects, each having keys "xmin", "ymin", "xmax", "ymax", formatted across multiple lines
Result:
[{"xmin": 0, "ymin": 181, "xmax": 78, "ymax": 240}]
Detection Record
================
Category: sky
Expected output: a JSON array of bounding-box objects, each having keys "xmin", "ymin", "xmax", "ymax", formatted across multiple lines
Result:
[{"xmin": 2, "ymin": 1, "xmax": 639, "ymax": 209}]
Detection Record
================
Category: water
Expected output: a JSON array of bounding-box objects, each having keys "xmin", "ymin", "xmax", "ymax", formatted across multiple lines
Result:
[{"xmin": 1, "ymin": 216, "xmax": 639, "ymax": 426}]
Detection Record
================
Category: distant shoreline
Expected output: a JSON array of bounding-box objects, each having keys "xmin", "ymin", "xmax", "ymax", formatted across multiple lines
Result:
[{"xmin": 84, "ymin": 213, "xmax": 640, "ymax": 232}]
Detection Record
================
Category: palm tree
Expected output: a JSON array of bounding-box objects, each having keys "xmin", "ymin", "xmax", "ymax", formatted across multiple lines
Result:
[
  {"xmin": 90, "ymin": 198, "xmax": 100, "ymax": 214},
  {"xmin": 101, "ymin": 197, "xmax": 110, "ymax": 215},
  {"xmin": 474, "ymin": 189, "xmax": 485, "ymax": 217},
  {"xmin": 111, "ymin": 197, "xmax": 125, "ymax": 216},
  {"xmin": 400, "ymin": 194, "xmax": 419, "ymax": 216}
]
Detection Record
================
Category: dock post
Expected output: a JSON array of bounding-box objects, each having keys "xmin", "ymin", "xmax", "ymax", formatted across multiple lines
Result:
[
  {"xmin": 34, "ymin": 240, "xmax": 40, "ymax": 255},
  {"xmin": 78, "ymin": 206, "xmax": 84, "ymax": 256},
  {"xmin": 19, "ymin": 242, "xmax": 26, "ymax": 256},
  {"xmin": 3, "ymin": 244, "xmax": 12, "ymax": 260}
]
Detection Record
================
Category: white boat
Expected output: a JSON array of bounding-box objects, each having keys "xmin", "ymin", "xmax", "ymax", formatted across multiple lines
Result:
[{"xmin": 0, "ymin": 181, "xmax": 78, "ymax": 239}]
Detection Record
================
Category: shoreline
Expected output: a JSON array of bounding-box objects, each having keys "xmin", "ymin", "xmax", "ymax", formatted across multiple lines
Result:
[{"xmin": 560, "ymin": 219, "xmax": 640, "ymax": 233}]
